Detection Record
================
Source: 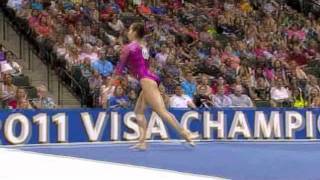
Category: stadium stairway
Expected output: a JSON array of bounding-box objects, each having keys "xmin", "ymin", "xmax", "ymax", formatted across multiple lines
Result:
[{"xmin": 0, "ymin": 13, "xmax": 81, "ymax": 108}]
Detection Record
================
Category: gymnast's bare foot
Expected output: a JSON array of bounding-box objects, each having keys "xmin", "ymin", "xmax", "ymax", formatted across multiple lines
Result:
[
  {"xmin": 181, "ymin": 130, "xmax": 196, "ymax": 147},
  {"xmin": 130, "ymin": 142, "xmax": 148, "ymax": 151}
]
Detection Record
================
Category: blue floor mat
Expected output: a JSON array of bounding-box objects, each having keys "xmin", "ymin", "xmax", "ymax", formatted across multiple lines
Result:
[{"xmin": 17, "ymin": 142, "xmax": 320, "ymax": 180}]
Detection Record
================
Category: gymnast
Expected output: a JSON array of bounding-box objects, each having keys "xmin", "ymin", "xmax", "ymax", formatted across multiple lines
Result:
[{"xmin": 110, "ymin": 23, "xmax": 195, "ymax": 150}]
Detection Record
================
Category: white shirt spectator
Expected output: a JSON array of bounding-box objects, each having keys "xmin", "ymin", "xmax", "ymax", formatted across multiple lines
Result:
[
  {"xmin": 0, "ymin": 61, "xmax": 13, "ymax": 74},
  {"xmin": 108, "ymin": 20, "xmax": 125, "ymax": 32},
  {"xmin": 56, "ymin": 47, "xmax": 67, "ymax": 58},
  {"xmin": 270, "ymin": 87, "xmax": 290, "ymax": 100},
  {"xmin": 64, "ymin": 35, "xmax": 74, "ymax": 46},
  {"xmin": 8, "ymin": 61, "xmax": 22, "ymax": 76},
  {"xmin": 133, "ymin": 0, "xmax": 142, "ymax": 5},
  {"xmin": 224, "ymin": 2, "xmax": 235, "ymax": 11},
  {"xmin": 81, "ymin": 33, "xmax": 97, "ymax": 45},
  {"xmin": 212, "ymin": 95, "xmax": 232, "ymax": 108},
  {"xmin": 105, "ymin": 32, "xmax": 117, "ymax": 44},
  {"xmin": 155, "ymin": 53, "xmax": 168, "ymax": 67},
  {"xmin": 142, "ymin": 46, "xmax": 150, "ymax": 60},
  {"xmin": 263, "ymin": 1, "xmax": 276, "ymax": 13},
  {"xmin": 64, "ymin": 53, "xmax": 81, "ymax": 66},
  {"xmin": 229, "ymin": 94, "xmax": 254, "ymax": 107},
  {"xmin": 7, "ymin": 0, "xmax": 23, "ymax": 10},
  {"xmin": 170, "ymin": 94, "xmax": 193, "ymax": 108},
  {"xmin": 79, "ymin": 52, "xmax": 99, "ymax": 63}
]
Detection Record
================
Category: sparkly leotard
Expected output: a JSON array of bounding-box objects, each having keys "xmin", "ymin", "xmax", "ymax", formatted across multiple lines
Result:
[{"xmin": 115, "ymin": 41, "xmax": 160, "ymax": 85}]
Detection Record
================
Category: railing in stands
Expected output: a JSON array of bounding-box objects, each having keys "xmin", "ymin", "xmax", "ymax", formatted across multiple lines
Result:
[
  {"xmin": 0, "ymin": 8, "xmax": 85, "ymax": 107},
  {"xmin": 305, "ymin": 0, "xmax": 320, "ymax": 13},
  {"xmin": 287, "ymin": 0, "xmax": 320, "ymax": 14},
  {"xmin": 58, "ymin": 68, "xmax": 86, "ymax": 108}
]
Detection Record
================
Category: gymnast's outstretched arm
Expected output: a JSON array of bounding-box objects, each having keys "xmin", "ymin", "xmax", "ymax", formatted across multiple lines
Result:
[{"xmin": 111, "ymin": 45, "xmax": 130, "ymax": 83}]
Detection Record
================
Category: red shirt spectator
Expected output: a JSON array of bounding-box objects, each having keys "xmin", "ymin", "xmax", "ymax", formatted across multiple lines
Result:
[
  {"xmin": 28, "ymin": 10, "xmax": 40, "ymax": 28},
  {"xmin": 116, "ymin": 0, "xmax": 125, "ymax": 10},
  {"xmin": 211, "ymin": 77, "xmax": 231, "ymax": 95},
  {"xmin": 138, "ymin": 3, "xmax": 152, "ymax": 15},
  {"xmin": 221, "ymin": 53, "xmax": 240, "ymax": 70},
  {"xmin": 100, "ymin": 6, "xmax": 114, "ymax": 22},
  {"xmin": 289, "ymin": 46, "xmax": 308, "ymax": 66},
  {"xmin": 35, "ymin": 15, "xmax": 52, "ymax": 37},
  {"xmin": 7, "ymin": 100, "xmax": 17, "ymax": 109},
  {"xmin": 168, "ymin": 0, "xmax": 183, "ymax": 9},
  {"xmin": 185, "ymin": 29, "xmax": 198, "ymax": 40},
  {"xmin": 286, "ymin": 29, "xmax": 306, "ymax": 41},
  {"xmin": 36, "ymin": 25, "xmax": 51, "ymax": 37}
]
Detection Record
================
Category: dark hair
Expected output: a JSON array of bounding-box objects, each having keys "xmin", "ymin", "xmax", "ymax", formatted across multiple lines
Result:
[
  {"xmin": 175, "ymin": 85, "xmax": 182, "ymax": 89},
  {"xmin": 130, "ymin": 23, "xmax": 145, "ymax": 39},
  {"xmin": 5, "ymin": 50, "xmax": 13, "ymax": 57}
]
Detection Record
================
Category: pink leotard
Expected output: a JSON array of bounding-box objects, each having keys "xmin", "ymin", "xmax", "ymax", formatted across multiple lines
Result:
[{"xmin": 115, "ymin": 41, "xmax": 160, "ymax": 85}]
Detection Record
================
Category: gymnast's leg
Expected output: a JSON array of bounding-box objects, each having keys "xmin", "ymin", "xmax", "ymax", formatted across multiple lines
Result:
[
  {"xmin": 140, "ymin": 78, "xmax": 194, "ymax": 146},
  {"xmin": 131, "ymin": 91, "xmax": 148, "ymax": 150}
]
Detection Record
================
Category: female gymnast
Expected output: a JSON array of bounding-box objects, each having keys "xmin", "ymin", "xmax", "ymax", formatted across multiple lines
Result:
[{"xmin": 111, "ymin": 23, "xmax": 195, "ymax": 150}]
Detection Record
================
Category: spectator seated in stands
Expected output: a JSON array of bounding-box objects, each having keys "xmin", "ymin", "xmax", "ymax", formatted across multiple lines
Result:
[
  {"xmin": 100, "ymin": 4, "xmax": 115, "ymax": 22},
  {"xmin": 305, "ymin": 75, "xmax": 320, "ymax": 97},
  {"xmin": 0, "ymin": 73, "xmax": 17, "ymax": 108},
  {"xmin": 5, "ymin": 51, "xmax": 22, "ymax": 77},
  {"xmin": 107, "ymin": 85, "xmax": 129, "ymax": 109},
  {"xmin": 150, "ymin": 2, "xmax": 167, "ymax": 15},
  {"xmin": 162, "ymin": 74, "xmax": 178, "ymax": 95},
  {"xmin": 155, "ymin": 45, "xmax": 170, "ymax": 68},
  {"xmin": 81, "ymin": 26, "xmax": 97, "ymax": 46},
  {"xmin": 308, "ymin": 87, "xmax": 320, "ymax": 108},
  {"xmin": 5, "ymin": 0, "xmax": 320, "ymax": 109},
  {"xmin": 292, "ymin": 88, "xmax": 308, "ymax": 108},
  {"xmin": 169, "ymin": 85, "xmax": 196, "ymax": 109},
  {"xmin": 115, "ymin": 0, "xmax": 126, "ymax": 10},
  {"xmin": 181, "ymin": 72, "xmax": 197, "ymax": 99},
  {"xmin": 64, "ymin": 45, "xmax": 81, "ymax": 69},
  {"xmin": 105, "ymin": 0, "xmax": 122, "ymax": 14},
  {"xmin": 91, "ymin": 52, "xmax": 114, "ymax": 77},
  {"xmin": 127, "ymin": 89, "xmax": 138, "ymax": 109},
  {"xmin": 0, "ymin": 51, "xmax": 14, "ymax": 75},
  {"xmin": 28, "ymin": 9, "xmax": 40, "ymax": 28},
  {"xmin": 197, "ymin": 74, "xmax": 212, "ymax": 97},
  {"xmin": 159, "ymin": 83, "xmax": 170, "ymax": 108},
  {"xmin": 108, "ymin": 15, "xmax": 125, "ymax": 35},
  {"xmin": 17, "ymin": 98, "xmax": 32, "ymax": 109},
  {"xmin": 137, "ymin": 0, "xmax": 152, "ymax": 17},
  {"xmin": 253, "ymin": 77, "xmax": 270, "ymax": 101},
  {"xmin": 88, "ymin": 70, "xmax": 102, "ymax": 92},
  {"xmin": 229, "ymin": 85, "xmax": 254, "ymax": 107},
  {"xmin": 193, "ymin": 85, "xmax": 213, "ymax": 108},
  {"xmin": 8, "ymin": 87, "xmax": 31, "ymax": 109},
  {"xmin": 33, "ymin": 85, "xmax": 56, "ymax": 109},
  {"xmin": 212, "ymin": 85, "xmax": 232, "ymax": 108},
  {"xmin": 7, "ymin": 0, "xmax": 24, "ymax": 11},
  {"xmin": 34, "ymin": 13, "xmax": 52, "ymax": 41},
  {"xmin": 15, "ymin": 0, "xmax": 31, "ymax": 19},
  {"xmin": 270, "ymin": 78, "xmax": 292, "ymax": 107},
  {"xmin": 211, "ymin": 76, "xmax": 231, "ymax": 95},
  {"xmin": 99, "ymin": 76, "xmax": 115, "ymax": 108},
  {"xmin": 53, "ymin": 36, "xmax": 67, "ymax": 59},
  {"xmin": 80, "ymin": 57, "xmax": 92, "ymax": 78},
  {"xmin": 79, "ymin": 43, "xmax": 98, "ymax": 63}
]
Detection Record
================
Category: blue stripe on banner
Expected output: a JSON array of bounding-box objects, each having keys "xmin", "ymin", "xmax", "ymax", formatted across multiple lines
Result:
[{"xmin": 1, "ymin": 108, "xmax": 320, "ymax": 145}]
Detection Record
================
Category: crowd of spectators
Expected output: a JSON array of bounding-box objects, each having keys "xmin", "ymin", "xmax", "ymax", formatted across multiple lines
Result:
[
  {"xmin": 0, "ymin": 44, "xmax": 56, "ymax": 109},
  {"xmin": 4, "ymin": 0, "xmax": 320, "ymax": 109}
]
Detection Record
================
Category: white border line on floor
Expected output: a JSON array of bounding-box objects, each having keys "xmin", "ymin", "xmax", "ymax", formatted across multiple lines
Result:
[{"xmin": 0, "ymin": 148, "xmax": 228, "ymax": 180}]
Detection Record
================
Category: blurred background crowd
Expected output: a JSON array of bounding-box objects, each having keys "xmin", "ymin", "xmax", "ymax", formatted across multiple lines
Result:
[{"xmin": 1, "ymin": 0, "xmax": 320, "ymax": 109}]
